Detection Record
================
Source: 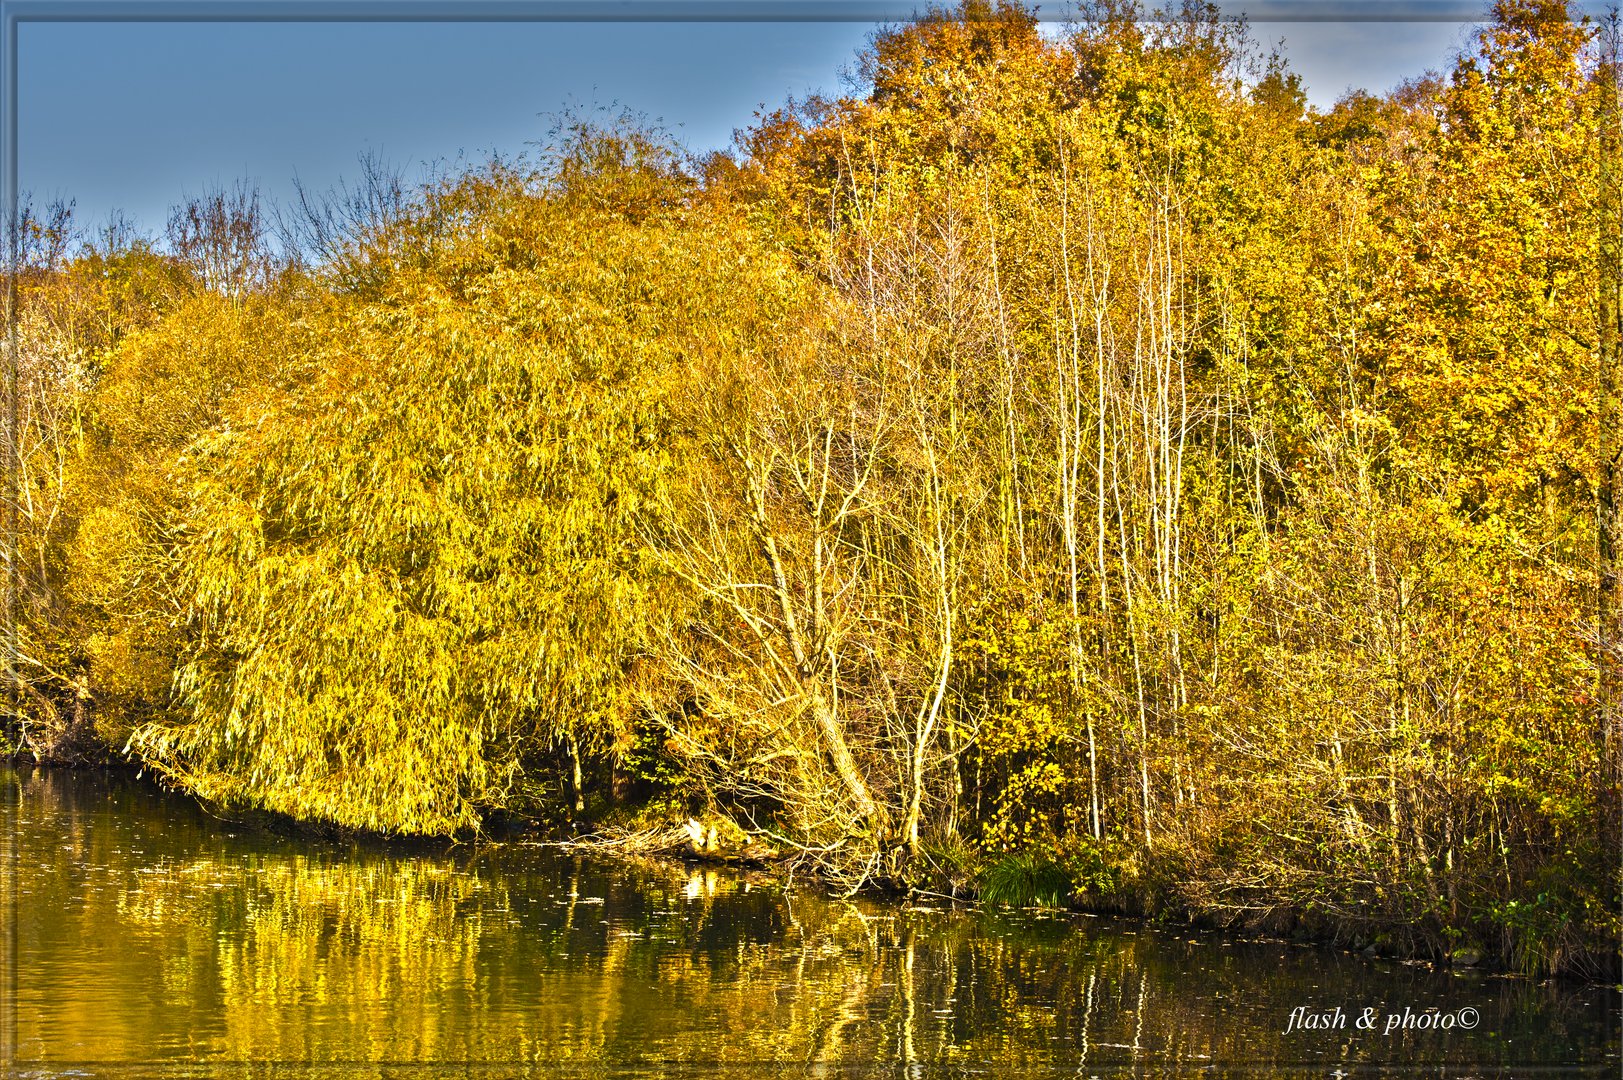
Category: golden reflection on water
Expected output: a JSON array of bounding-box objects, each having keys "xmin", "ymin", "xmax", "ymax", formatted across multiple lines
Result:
[{"xmin": 6, "ymin": 767, "xmax": 1615, "ymax": 1075}]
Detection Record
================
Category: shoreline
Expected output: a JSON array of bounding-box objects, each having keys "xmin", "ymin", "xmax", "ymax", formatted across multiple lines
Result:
[{"xmin": 10, "ymin": 757, "xmax": 1616, "ymax": 987}]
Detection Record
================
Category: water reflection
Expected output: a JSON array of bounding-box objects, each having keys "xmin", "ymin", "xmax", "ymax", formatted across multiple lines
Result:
[{"xmin": 5, "ymin": 766, "xmax": 1618, "ymax": 1075}]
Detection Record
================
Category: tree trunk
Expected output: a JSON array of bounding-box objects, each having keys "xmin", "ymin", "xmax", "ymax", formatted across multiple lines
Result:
[
  {"xmin": 811, "ymin": 691, "xmax": 882, "ymax": 832},
  {"xmin": 568, "ymin": 731, "xmax": 585, "ymax": 816}
]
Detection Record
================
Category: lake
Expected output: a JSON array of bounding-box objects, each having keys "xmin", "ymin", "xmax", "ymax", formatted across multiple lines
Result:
[{"xmin": 3, "ymin": 765, "xmax": 1617, "ymax": 1077}]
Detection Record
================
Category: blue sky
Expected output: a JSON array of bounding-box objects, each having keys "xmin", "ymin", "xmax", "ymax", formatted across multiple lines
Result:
[{"xmin": 18, "ymin": 12, "xmax": 1483, "ymax": 240}]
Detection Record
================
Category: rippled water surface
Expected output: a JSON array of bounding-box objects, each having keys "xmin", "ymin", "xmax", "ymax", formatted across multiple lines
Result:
[{"xmin": 3, "ymin": 766, "xmax": 1617, "ymax": 1076}]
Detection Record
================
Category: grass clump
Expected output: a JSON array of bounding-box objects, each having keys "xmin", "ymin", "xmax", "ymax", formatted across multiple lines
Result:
[{"xmin": 978, "ymin": 852, "xmax": 1074, "ymax": 909}]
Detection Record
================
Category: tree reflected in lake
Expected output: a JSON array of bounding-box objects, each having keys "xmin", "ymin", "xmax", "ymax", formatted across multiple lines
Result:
[{"xmin": 6, "ymin": 767, "xmax": 1617, "ymax": 1075}]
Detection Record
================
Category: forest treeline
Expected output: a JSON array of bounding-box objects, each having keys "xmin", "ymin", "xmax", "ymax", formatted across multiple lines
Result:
[{"xmin": 5, "ymin": 0, "xmax": 1619, "ymax": 977}]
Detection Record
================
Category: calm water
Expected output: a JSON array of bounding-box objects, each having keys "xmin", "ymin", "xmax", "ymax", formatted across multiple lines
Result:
[{"xmin": 3, "ymin": 766, "xmax": 1617, "ymax": 1077}]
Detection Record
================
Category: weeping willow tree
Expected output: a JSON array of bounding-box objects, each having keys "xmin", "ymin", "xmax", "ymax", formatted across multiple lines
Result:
[{"xmin": 129, "ymin": 137, "xmax": 799, "ymax": 834}]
